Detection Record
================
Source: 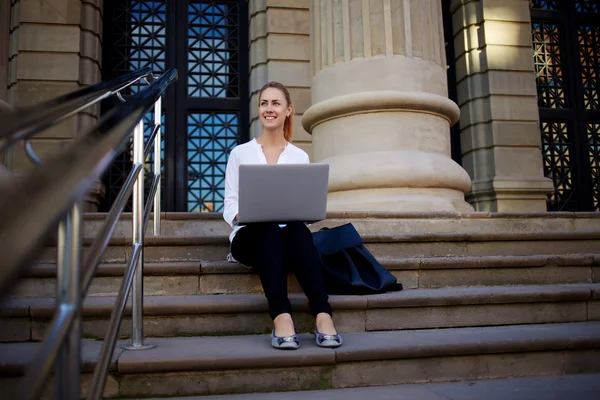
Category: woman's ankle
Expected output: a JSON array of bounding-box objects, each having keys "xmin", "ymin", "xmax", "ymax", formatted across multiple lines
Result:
[
  {"xmin": 273, "ymin": 313, "xmax": 295, "ymax": 337},
  {"xmin": 315, "ymin": 312, "xmax": 337, "ymax": 335}
]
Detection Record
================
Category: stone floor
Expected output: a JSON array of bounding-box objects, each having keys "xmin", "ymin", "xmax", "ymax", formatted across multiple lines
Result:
[{"xmin": 145, "ymin": 373, "xmax": 600, "ymax": 400}]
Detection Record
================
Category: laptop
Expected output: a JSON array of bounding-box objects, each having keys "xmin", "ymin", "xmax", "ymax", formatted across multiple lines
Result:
[{"xmin": 237, "ymin": 163, "xmax": 329, "ymax": 224}]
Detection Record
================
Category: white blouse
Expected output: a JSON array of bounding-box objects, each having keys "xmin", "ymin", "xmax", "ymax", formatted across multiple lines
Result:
[{"xmin": 223, "ymin": 138, "xmax": 310, "ymax": 243}]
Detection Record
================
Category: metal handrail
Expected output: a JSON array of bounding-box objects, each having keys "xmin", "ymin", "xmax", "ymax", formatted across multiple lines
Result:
[
  {"xmin": 0, "ymin": 66, "xmax": 152, "ymax": 151},
  {"xmin": 0, "ymin": 67, "xmax": 177, "ymax": 400}
]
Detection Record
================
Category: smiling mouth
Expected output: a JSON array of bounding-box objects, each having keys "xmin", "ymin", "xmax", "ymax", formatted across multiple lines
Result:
[{"xmin": 264, "ymin": 116, "xmax": 277, "ymax": 120}]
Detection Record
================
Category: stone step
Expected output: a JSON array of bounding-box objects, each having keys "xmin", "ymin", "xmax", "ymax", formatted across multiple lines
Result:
[
  {"xmin": 83, "ymin": 211, "xmax": 600, "ymax": 238},
  {"xmin": 1, "ymin": 322, "xmax": 599, "ymax": 398},
  {"xmin": 11, "ymin": 253, "xmax": 600, "ymax": 298},
  {"xmin": 3, "ymin": 284, "xmax": 599, "ymax": 342},
  {"xmin": 36, "ymin": 229, "xmax": 600, "ymax": 265},
  {"xmin": 129, "ymin": 373, "xmax": 600, "ymax": 400}
]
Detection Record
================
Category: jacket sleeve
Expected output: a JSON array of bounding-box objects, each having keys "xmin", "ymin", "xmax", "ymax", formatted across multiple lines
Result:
[{"xmin": 223, "ymin": 148, "xmax": 239, "ymax": 228}]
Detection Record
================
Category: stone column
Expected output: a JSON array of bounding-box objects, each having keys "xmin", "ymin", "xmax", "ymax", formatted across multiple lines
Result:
[
  {"xmin": 7, "ymin": 0, "xmax": 104, "ymax": 210},
  {"xmin": 249, "ymin": 0, "xmax": 314, "ymax": 156},
  {"xmin": 303, "ymin": 0, "xmax": 473, "ymax": 212},
  {"xmin": 451, "ymin": 0, "xmax": 553, "ymax": 211}
]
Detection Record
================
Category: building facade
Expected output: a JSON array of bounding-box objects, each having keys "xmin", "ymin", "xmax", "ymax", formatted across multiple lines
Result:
[{"xmin": 1, "ymin": 0, "xmax": 599, "ymax": 213}]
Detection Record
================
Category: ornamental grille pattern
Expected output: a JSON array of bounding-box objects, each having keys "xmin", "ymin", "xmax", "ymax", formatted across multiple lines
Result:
[
  {"xmin": 532, "ymin": 21, "xmax": 567, "ymax": 108},
  {"xmin": 531, "ymin": 1, "xmax": 600, "ymax": 211},
  {"xmin": 187, "ymin": 112, "xmax": 238, "ymax": 212},
  {"xmin": 541, "ymin": 121, "xmax": 578, "ymax": 211},
  {"xmin": 101, "ymin": 1, "xmax": 247, "ymax": 212}
]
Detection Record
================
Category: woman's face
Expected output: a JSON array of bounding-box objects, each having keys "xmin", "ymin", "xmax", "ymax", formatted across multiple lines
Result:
[{"xmin": 259, "ymin": 87, "xmax": 291, "ymax": 131}]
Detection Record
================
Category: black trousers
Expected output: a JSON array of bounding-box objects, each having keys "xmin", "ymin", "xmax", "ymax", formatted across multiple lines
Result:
[{"xmin": 231, "ymin": 222, "xmax": 333, "ymax": 320}]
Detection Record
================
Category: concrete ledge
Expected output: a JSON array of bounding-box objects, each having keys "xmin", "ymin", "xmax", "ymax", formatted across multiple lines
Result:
[
  {"xmin": 137, "ymin": 374, "xmax": 600, "ymax": 400},
  {"xmin": 26, "ymin": 262, "xmax": 201, "ymax": 278},
  {"xmin": 23, "ymin": 254, "xmax": 600, "ymax": 279},
  {"xmin": 333, "ymin": 322, "xmax": 600, "ymax": 363},
  {"xmin": 5, "ymin": 284, "xmax": 598, "ymax": 319},
  {"xmin": 54, "ymin": 229, "xmax": 600, "ymax": 247},
  {"xmin": 113, "ymin": 322, "xmax": 600, "ymax": 373},
  {"xmin": 0, "ymin": 339, "xmax": 121, "ymax": 376}
]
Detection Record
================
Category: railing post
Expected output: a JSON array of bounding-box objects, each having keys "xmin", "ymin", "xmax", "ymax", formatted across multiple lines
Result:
[
  {"xmin": 153, "ymin": 96, "xmax": 162, "ymax": 236},
  {"xmin": 55, "ymin": 202, "xmax": 82, "ymax": 400},
  {"xmin": 124, "ymin": 118, "xmax": 155, "ymax": 351}
]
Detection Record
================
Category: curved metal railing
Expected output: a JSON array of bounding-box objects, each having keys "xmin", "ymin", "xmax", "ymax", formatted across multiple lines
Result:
[{"xmin": 0, "ymin": 67, "xmax": 177, "ymax": 400}]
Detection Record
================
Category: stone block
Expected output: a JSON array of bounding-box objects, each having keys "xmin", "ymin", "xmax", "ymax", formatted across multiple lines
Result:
[
  {"xmin": 250, "ymin": 10, "xmax": 267, "ymax": 41},
  {"xmin": 18, "ymin": 23, "xmax": 80, "ymax": 52},
  {"xmin": 418, "ymin": 267, "xmax": 592, "ymax": 288},
  {"xmin": 288, "ymin": 86, "xmax": 311, "ymax": 113},
  {"xmin": 199, "ymin": 273, "xmax": 301, "ymax": 294},
  {"xmin": 457, "ymin": 71, "xmax": 537, "ymax": 105},
  {"xmin": 392, "ymin": 271, "xmax": 418, "ymax": 289},
  {"xmin": 79, "ymin": 57, "xmax": 101, "ymax": 86},
  {"xmin": 293, "ymin": 117, "xmax": 312, "ymax": 142},
  {"xmin": 455, "ymin": 46, "xmax": 535, "ymax": 82},
  {"xmin": 142, "ymin": 244, "xmax": 229, "ymax": 263},
  {"xmin": 268, "ymin": 8, "xmax": 309, "ymax": 34},
  {"xmin": 81, "ymin": 2, "xmax": 102, "ymax": 34},
  {"xmin": 118, "ymin": 367, "xmax": 333, "ymax": 397},
  {"xmin": 453, "ymin": 24, "xmax": 480, "ymax": 59},
  {"xmin": 0, "ymin": 373, "xmax": 118, "ymax": 400},
  {"xmin": 482, "ymin": 0, "xmax": 533, "ymax": 23},
  {"xmin": 492, "ymin": 146, "xmax": 545, "ymax": 177},
  {"xmin": 80, "ymin": 30, "xmax": 101, "ymax": 61},
  {"xmin": 333, "ymin": 310, "xmax": 366, "ymax": 333},
  {"xmin": 593, "ymin": 267, "xmax": 599, "ymax": 283},
  {"xmin": 8, "ymin": 56, "xmax": 17, "ymax": 85},
  {"xmin": 17, "ymin": 52, "xmax": 79, "ymax": 81},
  {"xmin": 365, "ymin": 302, "xmax": 588, "ymax": 331},
  {"xmin": 563, "ymin": 350, "xmax": 600, "ymax": 374},
  {"xmin": 589, "ymin": 301, "xmax": 600, "ymax": 321},
  {"xmin": 333, "ymin": 351, "xmax": 566, "ymax": 388},
  {"xmin": 9, "ymin": 28, "xmax": 19, "ymax": 58},
  {"xmin": 0, "ymin": 318, "xmax": 31, "ymax": 342},
  {"xmin": 460, "ymin": 121, "xmax": 541, "ymax": 153},
  {"xmin": 250, "ymin": 36, "xmax": 267, "ymax": 67},
  {"xmin": 10, "ymin": 0, "xmax": 20, "ymax": 30},
  {"xmin": 7, "ymin": 80, "xmax": 79, "ymax": 107},
  {"xmin": 250, "ymin": 0, "xmax": 267, "ymax": 15},
  {"xmin": 481, "ymin": 20, "xmax": 533, "ymax": 47},
  {"xmin": 267, "ymin": 33, "xmax": 311, "ymax": 61},
  {"xmin": 266, "ymin": 60, "xmax": 311, "ymax": 87},
  {"xmin": 20, "ymin": 0, "xmax": 82, "ymax": 24},
  {"xmin": 451, "ymin": 1, "xmax": 482, "ymax": 36},
  {"xmin": 460, "ymin": 95, "xmax": 539, "ymax": 128},
  {"xmin": 250, "ymin": 63, "xmax": 268, "ymax": 92}
]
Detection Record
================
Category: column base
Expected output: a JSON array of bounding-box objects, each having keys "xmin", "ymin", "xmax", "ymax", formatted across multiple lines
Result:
[
  {"xmin": 328, "ymin": 187, "xmax": 474, "ymax": 213},
  {"xmin": 467, "ymin": 177, "xmax": 555, "ymax": 212}
]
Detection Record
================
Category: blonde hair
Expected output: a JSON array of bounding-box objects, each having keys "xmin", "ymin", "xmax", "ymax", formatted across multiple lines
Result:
[{"xmin": 258, "ymin": 81, "xmax": 294, "ymax": 142}]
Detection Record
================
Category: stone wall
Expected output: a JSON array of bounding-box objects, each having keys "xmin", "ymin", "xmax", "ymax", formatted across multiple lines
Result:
[
  {"xmin": 6, "ymin": 0, "xmax": 104, "ymax": 209},
  {"xmin": 450, "ymin": 0, "xmax": 553, "ymax": 211},
  {"xmin": 249, "ymin": 0, "xmax": 313, "ymax": 157}
]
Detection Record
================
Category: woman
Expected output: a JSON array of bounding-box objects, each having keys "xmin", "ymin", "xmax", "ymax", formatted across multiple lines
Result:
[{"xmin": 223, "ymin": 81, "xmax": 342, "ymax": 350}]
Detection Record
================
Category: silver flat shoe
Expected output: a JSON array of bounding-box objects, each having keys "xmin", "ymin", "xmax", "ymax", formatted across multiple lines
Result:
[
  {"xmin": 314, "ymin": 328, "xmax": 342, "ymax": 348},
  {"xmin": 271, "ymin": 330, "xmax": 300, "ymax": 350}
]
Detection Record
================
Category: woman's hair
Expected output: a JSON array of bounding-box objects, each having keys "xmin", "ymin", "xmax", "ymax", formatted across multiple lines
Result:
[{"xmin": 259, "ymin": 81, "xmax": 294, "ymax": 142}]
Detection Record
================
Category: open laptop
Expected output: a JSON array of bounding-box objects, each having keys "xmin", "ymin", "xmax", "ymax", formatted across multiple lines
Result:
[{"xmin": 238, "ymin": 163, "xmax": 329, "ymax": 224}]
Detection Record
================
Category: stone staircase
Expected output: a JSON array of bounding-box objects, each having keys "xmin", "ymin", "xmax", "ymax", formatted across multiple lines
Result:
[{"xmin": 1, "ymin": 212, "xmax": 600, "ymax": 399}]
